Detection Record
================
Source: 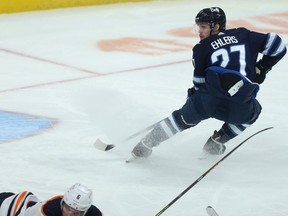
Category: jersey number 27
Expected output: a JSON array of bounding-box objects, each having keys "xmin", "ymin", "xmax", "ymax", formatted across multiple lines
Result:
[{"xmin": 211, "ymin": 44, "xmax": 246, "ymax": 75}]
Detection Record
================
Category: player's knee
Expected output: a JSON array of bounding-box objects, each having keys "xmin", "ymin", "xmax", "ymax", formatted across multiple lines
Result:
[
  {"xmin": 172, "ymin": 111, "xmax": 200, "ymax": 131},
  {"xmin": 249, "ymin": 99, "xmax": 262, "ymax": 124}
]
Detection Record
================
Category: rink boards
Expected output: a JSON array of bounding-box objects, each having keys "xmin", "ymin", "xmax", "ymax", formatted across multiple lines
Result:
[{"xmin": 0, "ymin": 0, "xmax": 151, "ymax": 13}]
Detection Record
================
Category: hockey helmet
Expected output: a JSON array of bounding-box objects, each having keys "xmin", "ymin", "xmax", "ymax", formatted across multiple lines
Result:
[
  {"xmin": 62, "ymin": 183, "xmax": 93, "ymax": 213},
  {"xmin": 195, "ymin": 7, "xmax": 226, "ymax": 31}
]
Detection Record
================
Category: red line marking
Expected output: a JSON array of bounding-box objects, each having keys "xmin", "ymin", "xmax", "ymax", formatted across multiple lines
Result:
[
  {"xmin": 0, "ymin": 47, "xmax": 191, "ymax": 93},
  {"xmin": 0, "ymin": 75, "xmax": 96, "ymax": 93},
  {"xmin": 0, "ymin": 48, "xmax": 101, "ymax": 75},
  {"xmin": 107, "ymin": 59, "xmax": 190, "ymax": 74}
]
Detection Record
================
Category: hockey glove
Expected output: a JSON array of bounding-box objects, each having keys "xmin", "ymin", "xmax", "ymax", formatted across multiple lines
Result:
[
  {"xmin": 255, "ymin": 60, "xmax": 271, "ymax": 84},
  {"xmin": 187, "ymin": 87, "xmax": 196, "ymax": 97}
]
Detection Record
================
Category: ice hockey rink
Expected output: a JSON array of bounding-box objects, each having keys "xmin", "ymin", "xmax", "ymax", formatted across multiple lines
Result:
[{"xmin": 0, "ymin": 0, "xmax": 287, "ymax": 215}]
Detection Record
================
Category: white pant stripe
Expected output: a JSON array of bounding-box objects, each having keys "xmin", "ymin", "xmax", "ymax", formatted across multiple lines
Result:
[{"xmin": 241, "ymin": 123, "xmax": 251, "ymax": 128}]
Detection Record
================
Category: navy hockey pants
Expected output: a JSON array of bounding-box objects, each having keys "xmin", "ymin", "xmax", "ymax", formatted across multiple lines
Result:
[{"xmin": 172, "ymin": 90, "xmax": 262, "ymax": 131}]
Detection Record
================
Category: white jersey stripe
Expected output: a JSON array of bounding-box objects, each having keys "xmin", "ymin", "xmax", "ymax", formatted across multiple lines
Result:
[
  {"xmin": 0, "ymin": 192, "xmax": 39, "ymax": 216},
  {"xmin": 193, "ymin": 76, "xmax": 205, "ymax": 84},
  {"xmin": 271, "ymin": 42, "xmax": 286, "ymax": 56},
  {"xmin": 262, "ymin": 33, "xmax": 276, "ymax": 55}
]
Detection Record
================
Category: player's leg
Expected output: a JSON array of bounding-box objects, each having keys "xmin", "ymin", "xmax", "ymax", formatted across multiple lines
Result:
[
  {"xmin": 131, "ymin": 115, "xmax": 181, "ymax": 158},
  {"xmin": 203, "ymin": 99, "xmax": 262, "ymax": 155},
  {"xmin": 202, "ymin": 123, "xmax": 246, "ymax": 155},
  {"xmin": 131, "ymin": 95, "xmax": 206, "ymax": 158}
]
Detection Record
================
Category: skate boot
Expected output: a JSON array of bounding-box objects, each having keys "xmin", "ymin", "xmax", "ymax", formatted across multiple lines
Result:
[
  {"xmin": 129, "ymin": 117, "xmax": 180, "ymax": 161},
  {"xmin": 203, "ymin": 130, "xmax": 227, "ymax": 155},
  {"xmin": 131, "ymin": 141, "xmax": 153, "ymax": 159}
]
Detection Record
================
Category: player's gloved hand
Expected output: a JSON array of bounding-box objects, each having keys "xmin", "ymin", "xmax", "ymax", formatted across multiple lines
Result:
[
  {"xmin": 255, "ymin": 60, "xmax": 271, "ymax": 84},
  {"xmin": 187, "ymin": 87, "xmax": 196, "ymax": 97}
]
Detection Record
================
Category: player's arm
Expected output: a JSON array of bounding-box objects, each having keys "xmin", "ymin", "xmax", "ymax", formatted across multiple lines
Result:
[
  {"xmin": 188, "ymin": 47, "xmax": 207, "ymax": 97},
  {"xmin": 187, "ymin": 66, "xmax": 205, "ymax": 97},
  {"xmin": 24, "ymin": 202, "xmax": 46, "ymax": 216},
  {"xmin": 255, "ymin": 32, "xmax": 287, "ymax": 84},
  {"xmin": 25, "ymin": 196, "xmax": 62, "ymax": 216}
]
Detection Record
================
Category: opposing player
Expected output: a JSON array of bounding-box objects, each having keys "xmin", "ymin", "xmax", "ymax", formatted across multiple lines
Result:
[
  {"xmin": 130, "ymin": 7, "xmax": 286, "ymax": 159},
  {"xmin": 0, "ymin": 183, "xmax": 103, "ymax": 216}
]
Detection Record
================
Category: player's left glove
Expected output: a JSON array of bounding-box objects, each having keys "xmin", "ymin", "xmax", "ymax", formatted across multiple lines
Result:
[
  {"xmin": 255, "ymin": 60, "xmax": 271, "ymax": 84},
  {"xmin": 187, "ymin": 87, "xmax": 196, "ymax": 97}
]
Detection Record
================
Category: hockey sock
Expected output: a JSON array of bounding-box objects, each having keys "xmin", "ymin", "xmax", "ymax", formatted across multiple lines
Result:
[{"xmin": 142, "ymin": 116, "xmax": 180, "ymax": 147}]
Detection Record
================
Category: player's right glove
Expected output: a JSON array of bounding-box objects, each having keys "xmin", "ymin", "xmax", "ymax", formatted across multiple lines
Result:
[{"xmin": 255, "ymin": 60, "xmax": 271, "ymax": 84}]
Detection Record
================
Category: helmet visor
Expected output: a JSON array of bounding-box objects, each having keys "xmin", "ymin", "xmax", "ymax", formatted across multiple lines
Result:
[{"xmin": 192, "ymin": 23, "xmax": 200, "ymax": 35}]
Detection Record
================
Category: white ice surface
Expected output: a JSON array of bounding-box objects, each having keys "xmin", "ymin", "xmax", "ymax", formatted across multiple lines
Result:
[{"xmin": 0, "ymin": 0, "xmax": 287, "ymax": 215}]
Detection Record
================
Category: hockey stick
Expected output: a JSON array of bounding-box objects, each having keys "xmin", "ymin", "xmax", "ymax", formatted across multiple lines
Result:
[
  {"xmin": 94, "ymin": 120, "xmax": 161, "ymax": 151},
  {"xmin": 155, "ymin": 127, "xmax": 273, "ymax": 216}
]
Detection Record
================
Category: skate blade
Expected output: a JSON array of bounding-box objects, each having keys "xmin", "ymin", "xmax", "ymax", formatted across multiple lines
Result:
[
  {"xmin": 126, "ymin": 156, "xmax": 136, "ymax": 163},
  {"xmin": 125, "ymin": 154, "xmax": 147, "ymax": 163}
]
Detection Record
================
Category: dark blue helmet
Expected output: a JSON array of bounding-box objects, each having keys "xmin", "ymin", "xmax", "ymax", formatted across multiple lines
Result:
[{"xmin": 195, "ymin": 7, "xmax": 226, "ymax": 31}]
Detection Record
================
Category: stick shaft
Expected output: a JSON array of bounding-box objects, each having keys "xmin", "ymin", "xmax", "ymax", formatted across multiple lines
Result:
[{"xmin": 155, "ymin": 127, "xmax": 273, "ymax": 216}]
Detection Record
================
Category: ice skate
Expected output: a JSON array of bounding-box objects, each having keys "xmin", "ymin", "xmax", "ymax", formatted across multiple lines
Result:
[
  {"xmin": 128, "ymin": 117, "xmax": 180, "ymax": 162},
  {"xmin": 131, "ymin": 141, "xmax": 152, "ymax": 159},
  {"xmin": 199, "ymin": 130, "xmax": 227, "ymax": 159},
  {"xmin": 203, "ymin": 130, "xmax": 226, "ymax": 155}
]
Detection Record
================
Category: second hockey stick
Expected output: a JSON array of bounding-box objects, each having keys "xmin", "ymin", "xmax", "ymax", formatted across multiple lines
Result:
[{"xmin": 155, "ymin": 126, "xmax": 273, "ymax": 216}]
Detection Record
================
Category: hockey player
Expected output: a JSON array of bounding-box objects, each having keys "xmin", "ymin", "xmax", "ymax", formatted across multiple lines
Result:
[
  {"xmin": 0, "ymin": 183, "xmax": 103, "ymax": 216},
  {"xmin": 130, "ymin": 7, "xmax": 286, "ymax": 159}
]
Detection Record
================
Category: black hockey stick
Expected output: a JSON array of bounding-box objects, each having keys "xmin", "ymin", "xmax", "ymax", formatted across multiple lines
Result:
[
  {"xmin": 155, "ymin": 127, "xmax": 273, "ymax": 216},
  {"xmin": 94, "ymin": 120, "xmax": 161, "ymax": 151}
]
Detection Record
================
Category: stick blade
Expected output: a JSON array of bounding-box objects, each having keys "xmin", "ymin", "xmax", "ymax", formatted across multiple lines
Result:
[{"xmin": 94, "ymin": 138, "xmax": 115, "ymax": 151}]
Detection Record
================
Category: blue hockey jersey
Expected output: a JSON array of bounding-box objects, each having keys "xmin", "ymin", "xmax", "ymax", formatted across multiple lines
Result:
[{"xmin": 192, "ymin": 27, "xmax": 287, "ymax": 89}]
